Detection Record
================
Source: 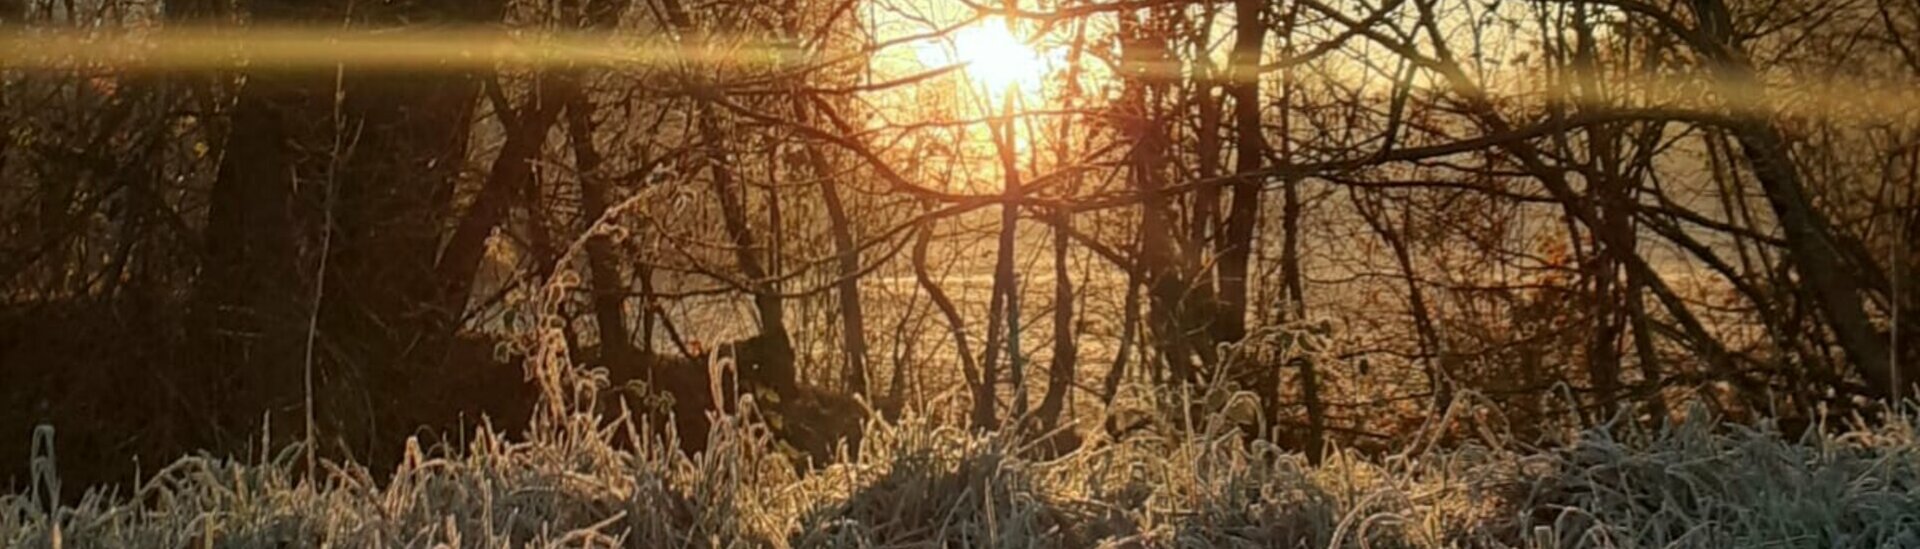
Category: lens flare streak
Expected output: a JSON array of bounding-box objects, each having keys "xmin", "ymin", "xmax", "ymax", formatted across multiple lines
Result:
[{"xmin": 0, "ymin": 27, "xmax": 807, "ymax": 71}]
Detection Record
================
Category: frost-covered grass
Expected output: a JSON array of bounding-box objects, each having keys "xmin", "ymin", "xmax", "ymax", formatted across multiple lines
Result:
[{"xmin": 4, "ymin": 394, "xmax": 1919, "ymax": 548}]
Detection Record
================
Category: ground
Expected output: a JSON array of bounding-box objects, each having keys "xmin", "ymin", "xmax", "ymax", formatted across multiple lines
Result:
[{"xmin": 4, "ymin": 394, "xmax": 1919, "ymax": 548}]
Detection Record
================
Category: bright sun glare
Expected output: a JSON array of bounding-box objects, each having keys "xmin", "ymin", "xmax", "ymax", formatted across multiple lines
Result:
[{"xmin": 915, "ymin": 17, "xmax": 1051, "ymax": 100}]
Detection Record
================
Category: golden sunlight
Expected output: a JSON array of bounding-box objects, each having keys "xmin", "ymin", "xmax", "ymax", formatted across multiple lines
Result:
[{"xmin": 914, "ymin": 17, "xmax": 1053, "ymax": 101}]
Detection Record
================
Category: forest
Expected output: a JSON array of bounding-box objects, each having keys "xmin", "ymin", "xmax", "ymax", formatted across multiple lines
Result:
[{"xmin": 2, "ymin": 0, "xmax": 1919, "ymax": 546}]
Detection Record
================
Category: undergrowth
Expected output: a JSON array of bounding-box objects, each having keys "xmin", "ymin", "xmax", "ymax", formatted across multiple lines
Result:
[{"xmin": 3, "ymin": 393, "xmax": 1919, "ymax": 548}]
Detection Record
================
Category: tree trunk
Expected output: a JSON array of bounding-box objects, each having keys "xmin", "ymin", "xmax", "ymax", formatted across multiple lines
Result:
[
  {"xmin": 441, "ymin": 79, "xmax": 566, "ymax": 328},
  {"xmin": 563, "ymin": 82, "xmax": 635, "ymax": 366},
  {"xmin": 1103, "ymin": 259, "xmax": 1143, "ymax": 404},
  {"xmin": 191, "ymin": 64, "xmax": 312, "ymax": 447},
  {"xmin": 701, "ymin": 111, "xmax": 789, "ymax": 337},
  {"xmin": 913, "ymin": 225, "xmax": 986, "ymax": 429},
  {"xmin": 1119, "ymin": 8, "xmax": 1213, "ymax": 384},
  {"xmin": 1035, "ymin": 210, "xmax": 1077, "ymax": 431},
  {"xmin": 654, "ymin": 0, "xmax": 790, "ymax": 363},
  {"xmin": 1215, "ymin": 0, "xmax": 1271, "ymax": 342},
  {"xmin": 1355, "ymin": 189, "xmax": 1450, "ymax": 412},
  {"xmin": 1689, "ymin": 0, "xmax": 1904, "ymax": 396},
  {"xmin": 978, "ymin": 100, "xmax": 1026, "ymax": 430},
  {"xmin": 558, "ymin": 0, "xmax": 633, "ymax": 369},
  {"xmin": 798, "ymin": 100, "xmax": 870, "ymax": 397},
  {"xmin": 191, "ymin": 0, "xmax": 497, "ymax": 464}
]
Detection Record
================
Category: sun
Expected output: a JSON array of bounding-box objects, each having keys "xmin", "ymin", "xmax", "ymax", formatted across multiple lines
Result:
[{"xmin": 915, "ymin": 17, "xmax": 1052, "ymax": 101}]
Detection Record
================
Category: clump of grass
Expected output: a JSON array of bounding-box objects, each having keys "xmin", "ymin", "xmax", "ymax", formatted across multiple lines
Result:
[
  {"xmin": 0, "ymin": 410, "xmax": 772, "ymax": 547},
  {"xmin": 6, "ymin": 394, "xmax": 1920, "ymax": 548},
  {"xmin": 1518, "ymin": 404, "xmax": 1920, "ymax": 548},
  {"xmin": 792, "ymin": 412, "xmax": 1063, "ymax": 548}
]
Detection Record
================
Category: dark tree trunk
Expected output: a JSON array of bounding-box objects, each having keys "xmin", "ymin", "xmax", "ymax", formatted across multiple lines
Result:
[
  {"xmin": 1103, "ymin": 259, "xmax": 1143, "ymax": 404},
  {"xmin": 978, "ymin": 102, "xmax": 1026, "ymax": 430},
  {"xmin": 1355, "ymin": 190, "xmax": 1449, "ymax": 412},
  {"xmin": 191, "ymin": 65, "xmax": 313, "ymax": 447},
  {"xmin": 1188, "ymin": 5, "xmax": 1224, "ymax": 281},
  {"xmin": 559, "ymin": 0, "xmax": 636, "ymax": 367},
  {"xmin": 656, "ymin": 0, "xmax": 790, "ymax": 359},
  {"xmin": 1690, "ymin": 0, "xmax": 1905, "ymax": 396},
  {"xmin": 798, "ymin": 100, "xmax": 870, "ymax": 397},
  {"xmin": 564, "ymin": 85, "xmax": 636, "ymax": 366},
  {"xmin": 1191, "ymin": 77, "xmax": 1223, "ymax": 264},
  {"xmin": 440, "ymin": 79, "xmax": 565, "ymax": 331},
  {"xmin": 327, "ymin": 60, "xmax": 485, "ymax": 455},
  {"xmin": 1215, "ymin": 0, "xmax": 1271, "ymax": 343},
  {"xmin": 1571, "ymin": 6, "xmax": 1631, "ymax": 418},
  {"xmin": 700, "ymin": 113, "xmax": 788, "ymax": 339},
  {"xmin": 819, "ymin": 176, "xmax": 869, "ymax": 395},
  {"xmin": 1119, "ymin": 8, "xmax": 1214, "ymax": 384},
  {"xmin": 190, "ymin": 0, "xmax": 498, "ymax": 464},
  {"xmin": 1035, "ymin": 210, "xmax": 1077, "ymax": 431},
  {"xmin": 913, "ymin": 225, "xmax": 986, "ymax": 429}
]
